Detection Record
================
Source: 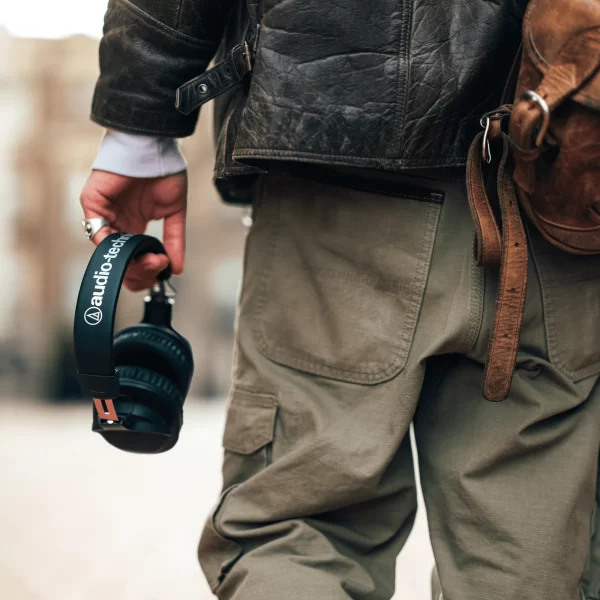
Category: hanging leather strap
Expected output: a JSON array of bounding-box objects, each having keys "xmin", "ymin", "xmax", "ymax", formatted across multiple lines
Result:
[
  {"xmin": 466, "ymin": 131, "xmax": 502, "ymax": 268},
  {"xmin": 466, "ymin": 124, "xmax": 529, "ymax": 402}
]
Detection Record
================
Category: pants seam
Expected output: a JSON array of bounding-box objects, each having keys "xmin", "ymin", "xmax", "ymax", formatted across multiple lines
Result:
[{"xmin": 463, "ymin": 231, "xmax": 484, "ymax": 356}]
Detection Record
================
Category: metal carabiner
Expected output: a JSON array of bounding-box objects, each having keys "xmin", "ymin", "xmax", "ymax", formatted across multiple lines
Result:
[
  {"xmin": 480, "ymin": 116, "xmax": 493, "ymax": 164},
  {"xmin": 479, "ymin": 106, "xmax": 512, "ymax": 164}
]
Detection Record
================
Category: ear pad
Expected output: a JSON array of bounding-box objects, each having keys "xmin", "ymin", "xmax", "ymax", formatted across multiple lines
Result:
[
  {"xmin": 113, "ymin": 324, "xmax": 194, "ymax": 397},
  {"xmin": 98, "ymin": 365, "xmax": 183, "ymax": 454}
]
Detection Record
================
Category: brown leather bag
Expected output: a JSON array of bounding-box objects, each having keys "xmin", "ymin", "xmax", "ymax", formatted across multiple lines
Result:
[{"xmin": 466, "ymin": 0, "xmax": 600, "ymax": 401}]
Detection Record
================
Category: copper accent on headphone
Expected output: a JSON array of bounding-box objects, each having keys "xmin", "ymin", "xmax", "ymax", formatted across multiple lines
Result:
[{"xmin": 93, "ymin": 398, "xmax": 119, "ymax": 422}]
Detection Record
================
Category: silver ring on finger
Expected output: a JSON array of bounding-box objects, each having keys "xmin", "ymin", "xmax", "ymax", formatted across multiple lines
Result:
[{"xmin": 82, "ymin": 217, "xmax": 110, "ymax": 241}]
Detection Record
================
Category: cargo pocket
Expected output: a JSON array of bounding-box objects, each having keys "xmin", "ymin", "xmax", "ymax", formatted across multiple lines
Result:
[
  {"xmin": 250, "ymin": 172, "xmax": 442, "ymax": 384},
  {"xmin": 529, "ymin": 225, "xmax": 600, "ymax": 381},
  {"xmin": 198, "ymin": 386, "xmax": 277, "ymax": 592},
  {"xmin": 221, "ymin": 387, "xmax": 277, "ymax": 488}
]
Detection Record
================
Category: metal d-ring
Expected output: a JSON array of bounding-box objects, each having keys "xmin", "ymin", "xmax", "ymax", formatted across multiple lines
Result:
[{"xmin": 521, "ymin": 90, "xmax": 550, "ymax": 148}]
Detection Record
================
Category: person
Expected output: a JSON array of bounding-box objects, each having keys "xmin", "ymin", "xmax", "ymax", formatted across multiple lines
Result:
[{"xmin": 79, "ymin": 0, "xmax": 600, "ymax": 598}]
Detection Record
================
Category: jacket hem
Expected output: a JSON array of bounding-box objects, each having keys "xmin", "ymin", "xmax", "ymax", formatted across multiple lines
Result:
[{"xmin": 232, "ymin": 148, "xmax": 468, "ymax": 171}]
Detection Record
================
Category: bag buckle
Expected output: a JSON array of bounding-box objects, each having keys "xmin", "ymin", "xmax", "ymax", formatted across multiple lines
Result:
[{"xmin": 520, "ymin": 90, "xmax": 550, "ymax": 148}]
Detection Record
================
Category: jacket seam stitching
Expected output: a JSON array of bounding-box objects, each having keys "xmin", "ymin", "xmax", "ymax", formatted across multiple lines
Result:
[
  {"xmin": 94, "ymin": 97, "xmax": 191, "ymax": 116},
  {"xmin": 91, "ymin": 115, "xmax": 193, "ymax": 137},
  {"xmin": 393, "ymin": 0, "xmax": 412, "ymax": 157},
  {"xmin": 175, "ymin": 0, "xmax": 184, "ymax": 30},
  {"xmin": 92, "ymin": 98, "xmax": 196, "ymax": 121},
  {"xmin": 392, "ymin": 8, "xmax": 403, "ymax": 156},
  {"xmin": 233, "ymin": 148, "xmax": 468, "ymax": 167},
  {"xmin": 95, "ymin": 102, "xmax": 189, "ymax": 120},
  {"xmin": 114, "ymin": 0, "xmax": 215, "ymax": 48}
]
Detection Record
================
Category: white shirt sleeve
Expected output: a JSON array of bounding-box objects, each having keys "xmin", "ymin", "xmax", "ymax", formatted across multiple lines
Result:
[{"xmin": 91, "ymin": 130, "xmax": 187, "ymax": 178}]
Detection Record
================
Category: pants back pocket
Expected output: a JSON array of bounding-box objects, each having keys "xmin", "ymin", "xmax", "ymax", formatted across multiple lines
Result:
[{"xmin": 249, "ymin": 172, "xmax": 443, "ymax": 385}]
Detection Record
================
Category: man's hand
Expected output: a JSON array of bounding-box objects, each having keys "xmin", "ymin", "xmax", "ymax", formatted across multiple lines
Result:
[{"xmin": 80, "ymin": 170, "xmax": 187, "ymax": 291}]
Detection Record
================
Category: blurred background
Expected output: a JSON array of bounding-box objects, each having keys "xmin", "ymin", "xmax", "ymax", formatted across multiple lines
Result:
[{"xmin": 0, "ymin": 3, "xmax": 434, "ymax": 599}]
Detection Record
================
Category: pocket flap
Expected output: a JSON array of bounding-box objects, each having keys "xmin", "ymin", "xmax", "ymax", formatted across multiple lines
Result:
[{"xmin": 223, "ymin": 388, "xmax": 277, "ymax": 455}]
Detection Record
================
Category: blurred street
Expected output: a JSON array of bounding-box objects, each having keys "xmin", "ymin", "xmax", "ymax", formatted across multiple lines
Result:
[{"xmin": 0, "ymin": 399, "xmax": 434, "ymax": 600}]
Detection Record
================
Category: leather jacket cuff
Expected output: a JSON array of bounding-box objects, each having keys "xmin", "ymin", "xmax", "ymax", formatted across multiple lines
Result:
[{"xmin": 91, "ymin": 96, "xmax": 200, "ymax": 138}]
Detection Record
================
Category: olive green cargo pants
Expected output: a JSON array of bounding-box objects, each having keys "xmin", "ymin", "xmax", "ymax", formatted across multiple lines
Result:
[{"xmin": 198, "ymin": 168, "xmax": 600, "ymax": 600}]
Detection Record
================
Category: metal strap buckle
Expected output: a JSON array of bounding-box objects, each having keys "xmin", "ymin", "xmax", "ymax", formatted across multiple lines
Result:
[{"xmin": 520, "ymin": 90, "xmax": 550, "ymax": 148}]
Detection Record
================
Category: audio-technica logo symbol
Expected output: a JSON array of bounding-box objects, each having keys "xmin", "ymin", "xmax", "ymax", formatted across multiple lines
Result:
[{"xmin": 84, "ymin": 306, "xmax": 103, "ymax": 326}]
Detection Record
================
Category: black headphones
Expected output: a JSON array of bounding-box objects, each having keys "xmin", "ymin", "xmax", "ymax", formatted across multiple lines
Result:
[{"xmin": 73, "ymin": 233, "xmax": 194, "ymax": 454}]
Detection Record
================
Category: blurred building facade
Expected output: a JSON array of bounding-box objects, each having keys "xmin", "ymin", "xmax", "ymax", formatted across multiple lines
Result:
[{"xmin": 0, "ymin": 28, "xmax": 248, "ymax": 399}]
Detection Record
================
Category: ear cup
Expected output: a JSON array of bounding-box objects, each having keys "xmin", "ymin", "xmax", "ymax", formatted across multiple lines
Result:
[
  {"xmin": 113, "ymin": 324, "xmax": 194, "ymax": 397},
  {"xmin": 118, "ymin": 364, "xmax": 183, "ymax": 408},
  {"xmin": 98, "ymin": 365, "xmax": 183, "ymax": 454}
]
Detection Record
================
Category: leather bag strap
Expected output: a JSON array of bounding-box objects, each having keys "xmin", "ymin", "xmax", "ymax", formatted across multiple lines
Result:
[{"xmin": 466, "ymin": 129, "xmax": 529, "ymax": 401}]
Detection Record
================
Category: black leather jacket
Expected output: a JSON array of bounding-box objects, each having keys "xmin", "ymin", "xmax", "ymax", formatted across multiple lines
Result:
[{"xmin": 91, "ymin": 0, "xmax": 526, "ymax": 201}]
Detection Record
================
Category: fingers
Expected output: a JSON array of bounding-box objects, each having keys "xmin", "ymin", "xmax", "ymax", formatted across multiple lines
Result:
[
  {"xmin": 159, "ymin": 172, "xmax": 187, "ymax": 276},
  {"xmin": 82, "ymin": 170, "xmax": 132, "ymax": 206},
  {"xmin": 80, "ymin": 171, "xmax": 122, "ymax": 244},
  {"xmin": 80, "ymin": 169, "xmax": 187, "ymax": 292},
  {"xmin": 163, "ymin": 209, "xmax": 186, "ymax": 275},
  {"xmin": 122, "ymin": 253, "xmax": 171, "ymax": 292}
]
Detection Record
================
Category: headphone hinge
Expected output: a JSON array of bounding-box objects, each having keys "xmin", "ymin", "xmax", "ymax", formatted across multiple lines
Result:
[{"xmin": 143, "ymin": 280, "xmax": 176, "ymax": 327}]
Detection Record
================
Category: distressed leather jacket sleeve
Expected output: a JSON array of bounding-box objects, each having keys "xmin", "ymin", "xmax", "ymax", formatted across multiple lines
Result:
[{"xmin": 91, "ymin": 0, "xmax": 234, "ymax": 137}]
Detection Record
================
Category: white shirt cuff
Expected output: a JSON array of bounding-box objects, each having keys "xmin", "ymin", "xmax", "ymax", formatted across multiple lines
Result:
[{"xmin": 91, "ymin": 130, "xmax": 187, "ymax": 178}]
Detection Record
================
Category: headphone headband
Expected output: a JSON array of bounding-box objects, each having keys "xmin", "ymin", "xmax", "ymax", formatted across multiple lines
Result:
[{"xmin": 73, "ymin": 233, "xmax": 171, "ymax": 399}]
